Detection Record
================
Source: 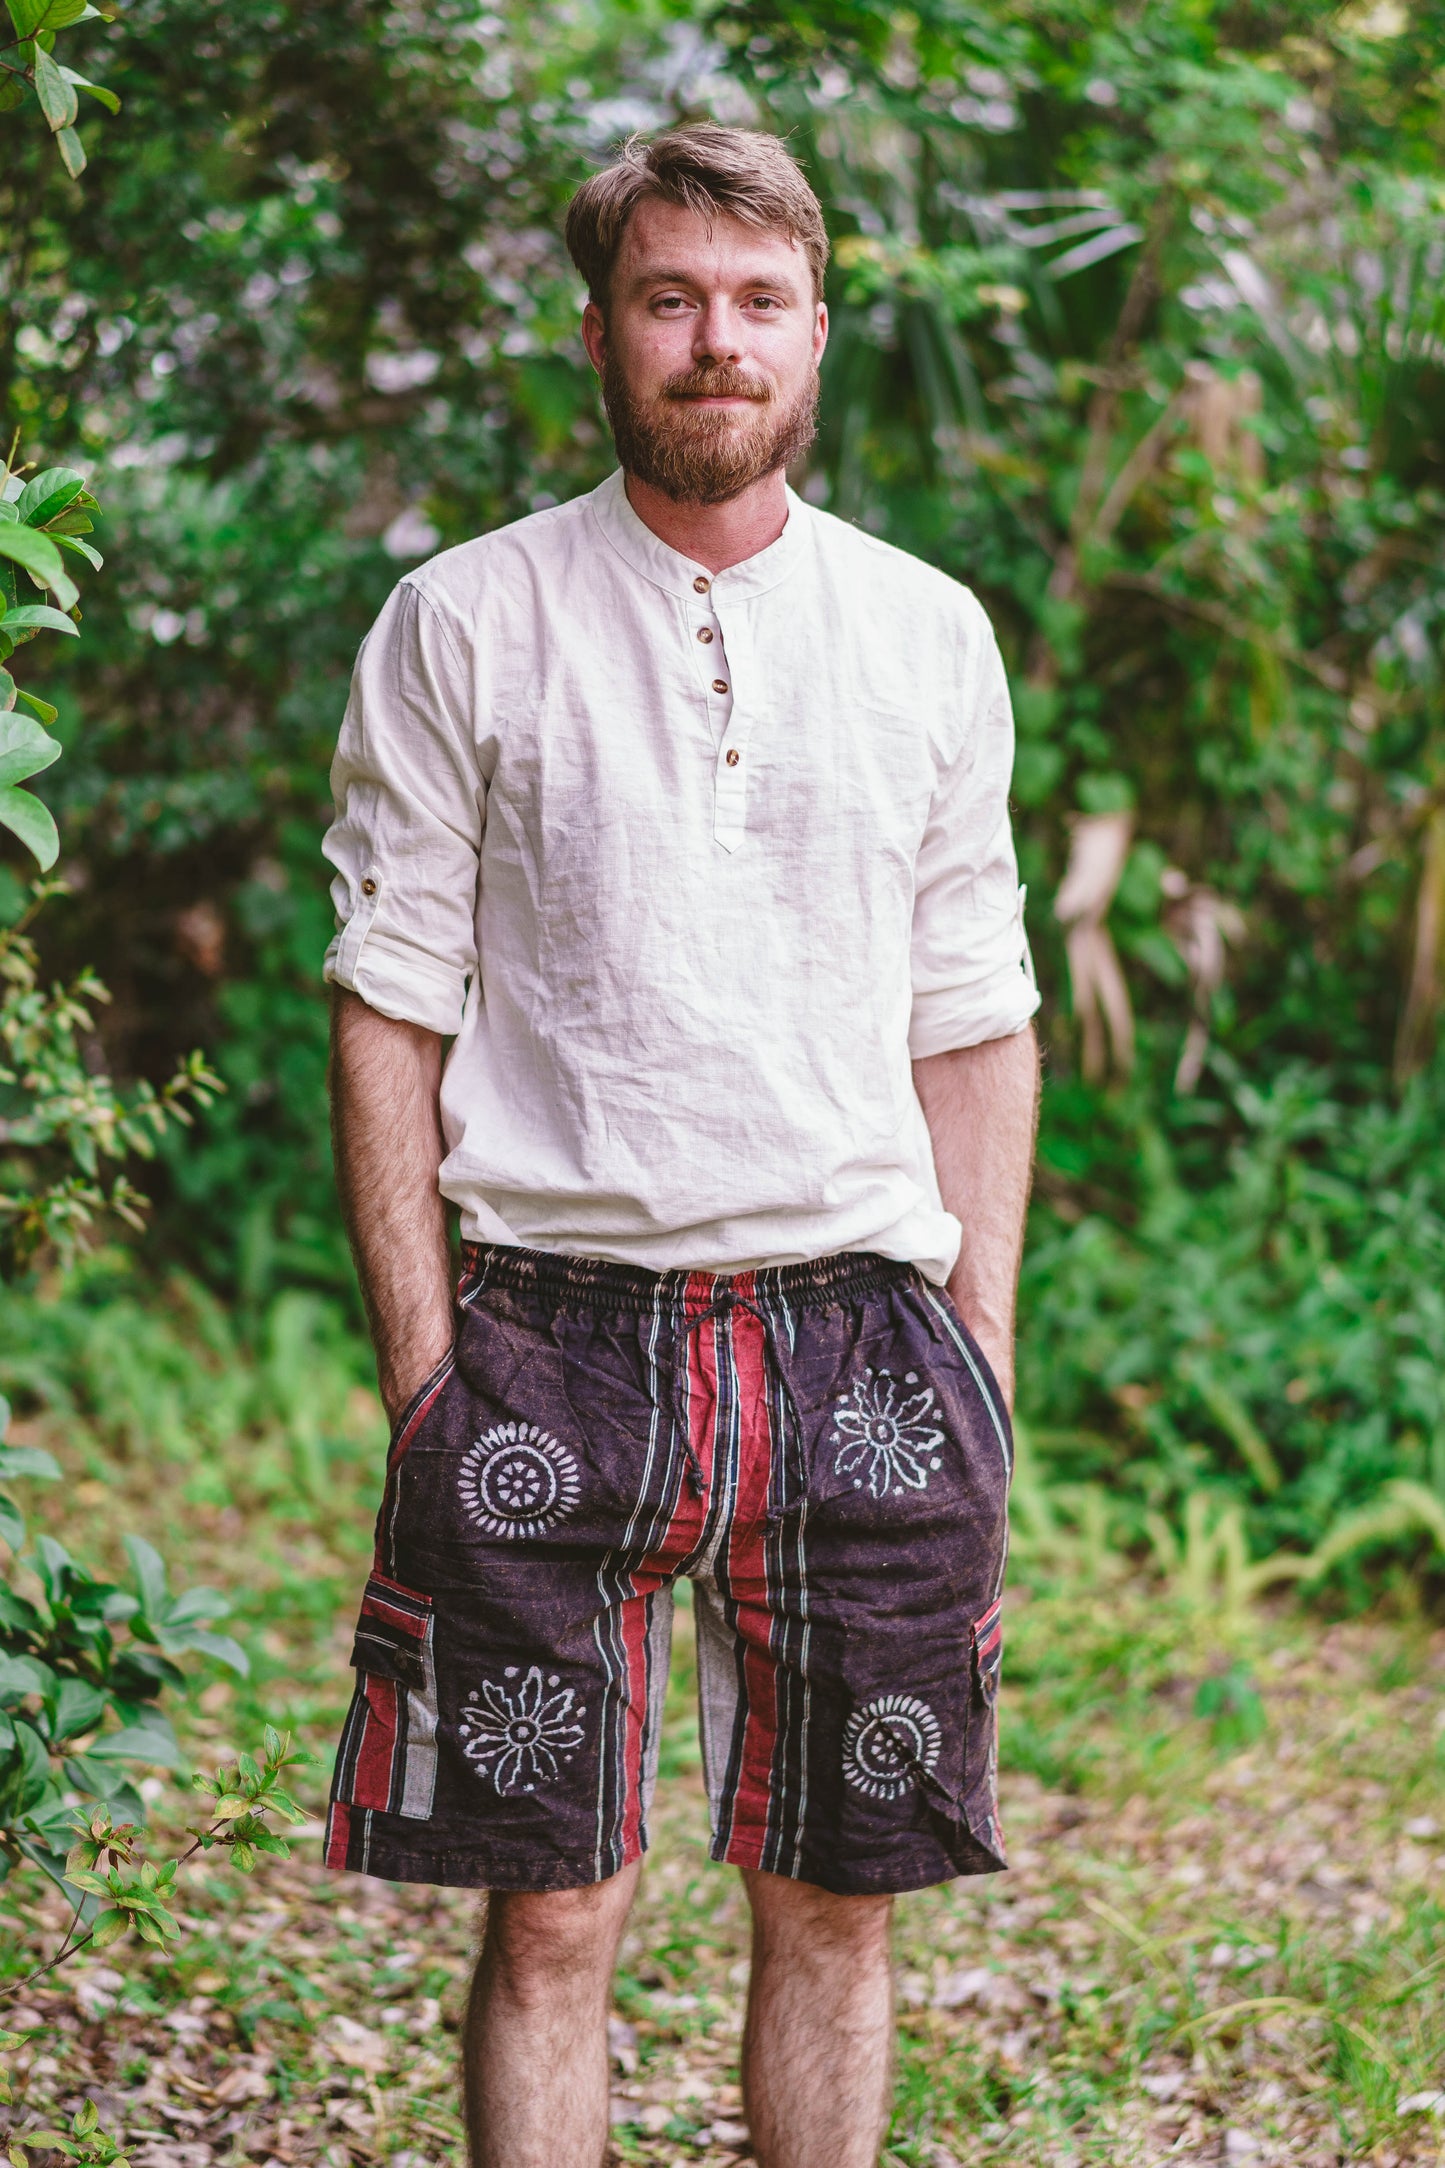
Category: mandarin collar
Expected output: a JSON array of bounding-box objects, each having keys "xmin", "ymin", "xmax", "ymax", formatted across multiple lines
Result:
[{"xmin": 587, "ymin": 467, "xmax": 810, "ymax": 603}]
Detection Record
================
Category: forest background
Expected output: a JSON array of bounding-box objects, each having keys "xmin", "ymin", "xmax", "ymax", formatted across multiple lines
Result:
[
  {"xmin": 6, "ymin": 0, "xmax": 1445, "ymax": 1584},
  {"xmin": 0, "ymin": 2, "xmax": 1444, "ymax": 2164}
]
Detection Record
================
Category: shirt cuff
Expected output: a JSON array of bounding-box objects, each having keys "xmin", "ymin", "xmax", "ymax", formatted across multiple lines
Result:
[
  {"xmin": 908, "ymin": 970, "xmax": 1041, "ymax": 1059},
  {"xmin": 324, "ymin": 924, "xmax": 469, "ymax": 1036}
]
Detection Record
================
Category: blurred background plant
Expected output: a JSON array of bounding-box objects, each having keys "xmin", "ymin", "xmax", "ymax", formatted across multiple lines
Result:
[{"xmin": 1, "ymin": 0, "xmax": 1443, "ymax": 1604}]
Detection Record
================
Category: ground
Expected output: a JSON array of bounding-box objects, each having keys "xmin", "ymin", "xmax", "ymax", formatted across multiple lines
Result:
[{"xmin": 0, "ymin": 1369, "xmax": 1442, "ymax": 2166}]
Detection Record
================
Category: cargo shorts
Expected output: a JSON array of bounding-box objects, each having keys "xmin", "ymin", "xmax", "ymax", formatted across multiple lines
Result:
[{"xmin": 325, "ymin": 1245, "xmax": 1011, "ymax": 1896}]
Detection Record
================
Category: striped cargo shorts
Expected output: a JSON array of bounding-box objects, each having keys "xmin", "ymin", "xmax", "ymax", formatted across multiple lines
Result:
[{"xmin": 325, "ymin": 1245, "xmax": 1011, "ymax": 1896}]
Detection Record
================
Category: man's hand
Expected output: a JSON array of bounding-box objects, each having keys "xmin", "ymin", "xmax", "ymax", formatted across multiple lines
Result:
[
  {"xmin": 330, "ymin": 988, "xmax": 454, "ymax": 1425},
  {"xmin": 912, "ymin": 1030, "xmax": 1040, "ymax": 1413}
]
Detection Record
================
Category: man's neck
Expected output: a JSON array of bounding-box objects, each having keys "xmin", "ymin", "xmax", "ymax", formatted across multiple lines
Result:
[{"xmin": 622, "ymin": 469, "xmax": 790, "ymax": 574}]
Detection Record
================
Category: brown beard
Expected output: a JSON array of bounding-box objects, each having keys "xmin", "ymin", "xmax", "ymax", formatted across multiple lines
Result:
[{"xmin": 601, "ymin": 354, "xmax": 819, "ymax": 506}]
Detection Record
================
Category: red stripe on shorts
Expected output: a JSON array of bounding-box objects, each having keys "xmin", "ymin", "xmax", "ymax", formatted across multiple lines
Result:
[
  {"xmin": 616, "ymin": 1273, "xmax": 719, "ymax": 1861},
  {"xmin": 324, "ymin": 1799, "xmax": 351, "ymax": 1869},
  {"xmin": 352, "ymin": 1674, "xmax": 400, "ymax": 1812},
  {"xmin": 719, "ymin": 1276, "xmax": 781, "ymax": 1867}
]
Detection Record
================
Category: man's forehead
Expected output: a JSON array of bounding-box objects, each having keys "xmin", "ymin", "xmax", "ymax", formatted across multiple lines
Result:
[{"xmin": 617, "ymin": 199, "xmax": 810, "ymax": 286}]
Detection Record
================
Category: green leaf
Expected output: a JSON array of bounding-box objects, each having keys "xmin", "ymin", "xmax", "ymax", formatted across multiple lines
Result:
[
  {"xmin": 175, "ymin": 1629, "xmax": 249, "ymax": 1676},
  {"xmin": 0, "ymin": 1654, "xmax": 53, "ymax": 1704},
  {"xmin": 0, "ymin": 526, "xmax": 79, "ymax": 609},
  {"xmin": 0, "ymin": 1443, "xmax": 60, "ymax": 1482},
  {"xmin": 55, "ymin": 126, "xmax": 86, "ymax": 179},
  {"xmin": 0, "ymin": 710, "xmax": 61, "ymax": 788},
  {"xmin": 161, "ymin": 1584, "xmax": 231, "ymax": 1626},
  {"xmin": 5, "ymin": 0, "xmax": 91, "ymax": 31},
  {"xmin": 59, "ymin": 1866, "xmax": 112, "ymax": 1897},
  {"xmin": 123, "ymin": 1534, "xmax": 168, "ymax": 1621},
  {"xmin": 0, "ymin": 77, "xmax": 27, "ymax": 113},
  {"xmin": 1, "ymin": 605, "xmax": 78, "ymax": 636},
  {"xmin": 53, "ymin": 537, "xmax": 102, "ymax": 570},
  {"xmin": 59, "ymin": 66, "xmax": 118, "ymax": 113},
  {"xmin": 31, "ymin": 46, "xmax": 78, "ymax": 131},
  {"xmin": 48, "ymin": 1677, "xmax": 107, "ymax": 1741},
  {"xmin": 85, "ymin": 1718, "xmax": 182, "ymax": 1768},
  {"xmin": 15, "ymin": 468, "xmax": 86, "ymax": 528},
  {"xmin": 14, "ymin": 688, "xmax": 60, "ymax": 723},
  {"xmin": 207, "ymin": 1794, "xmax": 254, "ymax": 1821},
  {"xmin": 0, "ymin": 787, "xmax": 58, "ymax": 870},
  {"xmin": 88, "ymin": 1905, "xmax": 129, "ymax": 1948},
  {"xmin": 0, "ymin": 1496, "xmax": 23, "ymax": 1552}
]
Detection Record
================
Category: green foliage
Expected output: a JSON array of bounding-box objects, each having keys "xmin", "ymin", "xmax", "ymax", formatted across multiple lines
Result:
[
  {"xmin": 1017, "ymin": 1060, "xmax": 1445, "ymax": 1578},
  {"xmin": 0, "ymin": 877, "xmax": 222, "ymax": 1271},
  {"xmin": 6, "ymin": 2092, "xmax": 132, "ymax": 2168},
  {"xmin": 0, "ymin": 1403, "xmax": 247, "ymax": 1891},
  {"xmin": 0, "ymin": 0, "xmax": 120, "ymax": 180}
]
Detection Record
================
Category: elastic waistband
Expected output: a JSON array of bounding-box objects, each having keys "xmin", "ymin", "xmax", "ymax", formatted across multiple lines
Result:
[{"xmin": 458, "ymin": 1241, "xmax": 916, "ymax": 1315}]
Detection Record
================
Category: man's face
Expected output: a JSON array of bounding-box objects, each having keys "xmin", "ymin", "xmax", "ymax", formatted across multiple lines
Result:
[{"xmin": 581, "ymin": 199, "xmax": 828, "ymax": 506}]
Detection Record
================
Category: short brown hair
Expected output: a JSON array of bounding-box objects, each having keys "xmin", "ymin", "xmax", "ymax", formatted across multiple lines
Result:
[{"xmin": 565, "ymin": 124, "xmax": 829, "ymax": 307}]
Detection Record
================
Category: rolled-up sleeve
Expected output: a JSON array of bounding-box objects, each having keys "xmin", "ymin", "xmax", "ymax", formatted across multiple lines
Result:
[
  {"xmin": 323, "ymin": 579, "xmax": 481, "ymax": 1035},
  {"xmin": 909, "ymin": 602, "xmax": 1041, "ymax": 1058}
]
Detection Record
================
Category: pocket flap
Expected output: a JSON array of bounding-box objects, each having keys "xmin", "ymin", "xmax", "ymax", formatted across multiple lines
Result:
[
  {"xmin": 972, "ymin": 1597, "xmax": 1003, "ymax": 1702},
  {"xmin": 349, "ymin": 1574, "xmax": 433, "ymax": 1692}
]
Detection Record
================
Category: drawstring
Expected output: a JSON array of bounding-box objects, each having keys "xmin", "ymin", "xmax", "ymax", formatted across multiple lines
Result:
[{"xmin": 668, "ymin": 1288, "xmax": 808, "ymax": 1527}]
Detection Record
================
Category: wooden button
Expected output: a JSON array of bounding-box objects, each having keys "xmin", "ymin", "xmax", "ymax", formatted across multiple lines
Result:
[
  {"xmin": 361, "ymin": 877, "xmax": 378, "ymax": 896},
  {"xmin": 697, "ymin": 626, "xmax": 714, "ymax": 643},
  {"xmin": 712, "ymin": 679, "xmax": 728, "ymax": 694},
  {"xmin": 725, "ymin": 748, "xmax": 740, "ymax": 767},
  {"xmin": 693, "ymin": 575, "xmax": 710, "ymax": 593}
]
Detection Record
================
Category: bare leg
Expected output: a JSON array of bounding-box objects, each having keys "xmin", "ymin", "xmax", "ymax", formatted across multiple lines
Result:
[
  {"xmin": 741, "ymin": 1870, "xmax": 894, "ymax": 2168},
  {"xmin": 463, "ymin": 1861, "xmax": 640, "ymax": 2168}
]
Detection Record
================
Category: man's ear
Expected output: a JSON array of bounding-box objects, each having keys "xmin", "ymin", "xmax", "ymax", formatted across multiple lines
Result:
[{"xmin": 581, "ymin": 299, "xmax": 607, "ymax": 377}]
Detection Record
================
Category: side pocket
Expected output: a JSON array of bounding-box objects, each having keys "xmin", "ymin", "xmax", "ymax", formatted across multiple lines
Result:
[
  {"xmin": 387, "ymin": 1346, "xmax": 457, "ymax": 1468},
  {"xmin": 962, "ymin": 1596, "xmax": 1006, "ymax": 1865},
  {"xmin": 331, "ymin": 1574, "xmax": 439, "ymax": 1822}
]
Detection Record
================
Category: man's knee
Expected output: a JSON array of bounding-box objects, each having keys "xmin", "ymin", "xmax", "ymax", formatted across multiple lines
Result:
[
  {"xmin": 480, "ymin": 1873, "xmax": 635, "ymax": 2005},
  {"xmin": 743, "ymin": 1870, "xmax": 892, "ymax": 1963}
]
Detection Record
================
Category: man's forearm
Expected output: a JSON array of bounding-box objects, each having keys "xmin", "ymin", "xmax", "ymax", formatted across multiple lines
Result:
[
  {"xmin": 330, "ymin": 987, "xmax": 454, "ymax": 1423},
  {"xmin": 913, "ymin": 1027, "xmax": 1041, "ymax": 1410}
]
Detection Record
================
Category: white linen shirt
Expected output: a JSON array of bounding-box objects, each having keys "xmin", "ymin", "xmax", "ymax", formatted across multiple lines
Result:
[{"xmin": 323, "ymin": 469, "xmax": 1039, "ymax": 1283}]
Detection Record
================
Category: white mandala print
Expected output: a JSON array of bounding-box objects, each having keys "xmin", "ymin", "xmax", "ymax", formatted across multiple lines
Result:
[
  {"xmin": 460, "ymin": 1665, "xmax": 586, "ymax": 1795},
  {"xmin": 458, "ymin": 1422, "xmax": 581, "ymax": 1539},
  {"xmin": 842, "ymin": 1693, "xmax": 943, "ymax": 1801},
  {"xmin": 830, "ymin": 1368, "xmax": 945, "ymax": 1499}
]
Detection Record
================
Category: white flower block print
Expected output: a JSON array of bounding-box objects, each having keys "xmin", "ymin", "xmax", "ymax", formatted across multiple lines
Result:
[
  {"xmin": 829, "ymin": 1368, "xmax": 945, "ymax": 1499},
  {"xmin": 842, "ymin": 1693, "xmax": 943, "ymax": 1800},
  {"xmin": 460, "ymin": 1666, "xmax": 587, "ymax": 1795},
  {"xmin": 458, "ymin": 1422, "xmax": 581, "ymax": 1539}
]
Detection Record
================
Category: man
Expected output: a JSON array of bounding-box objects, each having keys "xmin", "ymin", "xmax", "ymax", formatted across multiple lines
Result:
[{"xmin": 323, "ymin": 123, "xmax": 1039, "ymax": 2168}]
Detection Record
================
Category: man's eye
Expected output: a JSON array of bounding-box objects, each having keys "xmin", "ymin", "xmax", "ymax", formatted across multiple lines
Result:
[{"xmin": 749, "ymin": 296, "xmax": 782, "ymax": 311}]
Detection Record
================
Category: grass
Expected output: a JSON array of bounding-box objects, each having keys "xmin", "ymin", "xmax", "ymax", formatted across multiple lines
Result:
[{"xmin": 0, "ymin": 1285, "xmax": 1442, "ymax": 2165}]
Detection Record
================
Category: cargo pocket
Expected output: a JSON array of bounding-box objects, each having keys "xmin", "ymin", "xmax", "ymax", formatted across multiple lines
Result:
[
  {"xmin": 961, "ymin": 1596, "xmax": 1006, "ymax": 1865},
  {"xmin": 332, "ymin": 1575, "xmax": 439, "ymax": 1822}
]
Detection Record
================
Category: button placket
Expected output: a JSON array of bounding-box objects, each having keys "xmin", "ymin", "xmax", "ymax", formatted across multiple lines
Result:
[{"xmin": 709, "ymin": 601, "xmax": 754, "ymax": 853}]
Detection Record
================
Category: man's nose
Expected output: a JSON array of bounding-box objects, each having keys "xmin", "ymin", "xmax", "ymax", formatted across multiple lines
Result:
[{"xmin": 691, "ymin": 299, "xmax": 743, "ymax": 365}]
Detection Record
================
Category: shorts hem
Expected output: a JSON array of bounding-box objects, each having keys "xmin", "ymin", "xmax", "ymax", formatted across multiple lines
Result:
[
  {"xmin": 327, "ymin": 1836, "xmax": 646, "ymax": 1893},
  {"xmin": 712, "ymin": 1837, "xmax": 1006, "ymax": 1896}
]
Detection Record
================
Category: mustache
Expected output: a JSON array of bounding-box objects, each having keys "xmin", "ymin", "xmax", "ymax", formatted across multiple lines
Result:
[{"xmin": 662, "ymin": 364, "xmax": 773, "ymax": 404}]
